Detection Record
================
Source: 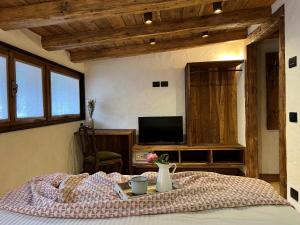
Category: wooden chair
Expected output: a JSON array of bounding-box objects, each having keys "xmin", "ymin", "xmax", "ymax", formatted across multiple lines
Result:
[{"xmin": 78, "ymin": 125, "xmax": 123, "ymax": 174}]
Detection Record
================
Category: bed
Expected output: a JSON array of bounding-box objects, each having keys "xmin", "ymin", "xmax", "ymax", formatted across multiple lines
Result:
[
  {"xmin": 1, "ymin": 171, "xmax": 300, "ymax": 225},
  {"xmin": 1, "ymin": 206, "xmax": 300, "ymax": 225}
]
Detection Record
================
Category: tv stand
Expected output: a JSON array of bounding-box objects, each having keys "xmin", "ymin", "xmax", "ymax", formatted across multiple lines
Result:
[
  {"xmin": 139, "ymin": 142, "xmax": 184, "ymax": 146},
  {"xmin": 131, "ymin": 144, "xmax": 245, "ymax": 175}
]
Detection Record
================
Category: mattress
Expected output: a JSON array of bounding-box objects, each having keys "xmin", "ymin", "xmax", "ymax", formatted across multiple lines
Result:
[{"xmin": 1, "ymin": 206, "xmax": 300, "ymax": 225}]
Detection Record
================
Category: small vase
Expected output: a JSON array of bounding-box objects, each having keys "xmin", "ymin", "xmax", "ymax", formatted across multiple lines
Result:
[
  {"xmin": 88, "ymin": 117, "xmax": 94, "ymax": 129},
  {"xmin": 156, "ymin": 162, "xmax": 177, "ymax": 192}
]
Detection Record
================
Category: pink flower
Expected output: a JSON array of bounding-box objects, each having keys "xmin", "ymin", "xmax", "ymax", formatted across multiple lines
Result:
[{"xmin": 146, "ymin": 153, "xmax": 158, "ymax": 163}]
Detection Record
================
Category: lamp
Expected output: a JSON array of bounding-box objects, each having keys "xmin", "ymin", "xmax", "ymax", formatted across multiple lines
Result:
[
  {"xmin": 149, "ymin": 38, "xmax": 156, "ymax": 45},
  {"xmin": 201, "ymin": 31, "xmax": 209, "ymax": 38},
  {"xmin": 213, "ymin": 2, "xmax": 223, "ymax": 14},
  {"xmin": 144, "ymin": 12, "xmax": 153, "ymax": 25}
]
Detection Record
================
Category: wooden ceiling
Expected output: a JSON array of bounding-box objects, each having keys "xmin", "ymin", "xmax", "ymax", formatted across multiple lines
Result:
[{"xmin": 0, "ymin": 0, "xmax": 276, "ymax": 62}]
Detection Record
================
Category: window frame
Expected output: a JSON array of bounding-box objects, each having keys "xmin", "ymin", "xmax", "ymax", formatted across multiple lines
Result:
[
  {"xmin": 0, "ymin": 41, "xmax": 85, "ymax": 133},
  {"xmin": 0, "ymin": 49, "xmax": 10, "ymax": 126},
  {"xmin": 48, "ymin": 65, "xmax": 82, "ymax": 121},
  {"xmin": 13, "ymin": 52, "xmax": 47, "ymax": 124}
]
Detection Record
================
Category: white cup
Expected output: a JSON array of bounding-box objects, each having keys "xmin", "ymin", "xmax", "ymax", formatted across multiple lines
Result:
[{"xmin": 128, "ymin": 176, "xmax": 148, "ymax": 195}]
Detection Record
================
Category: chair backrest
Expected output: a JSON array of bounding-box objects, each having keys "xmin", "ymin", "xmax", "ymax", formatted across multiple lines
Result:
[{"xmin": 78, "ymin": 125, "xmax": 97, "ymax": 158}]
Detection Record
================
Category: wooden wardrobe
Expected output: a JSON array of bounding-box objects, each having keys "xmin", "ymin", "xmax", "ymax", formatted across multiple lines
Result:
[{"xmin": 185, "ymin": 60, "xmax": 244, "ymax": 145}]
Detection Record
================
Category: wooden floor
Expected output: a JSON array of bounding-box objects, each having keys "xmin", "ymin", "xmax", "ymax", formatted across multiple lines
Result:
[{"xmin": 270, "ymin": 182, "xmax": 280, "ymax": 194}]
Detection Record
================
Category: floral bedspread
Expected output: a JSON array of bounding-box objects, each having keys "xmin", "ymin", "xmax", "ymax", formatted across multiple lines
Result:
[{"xmin": 0, "ymin": 171, "xmax": 289, "ymax": 219}]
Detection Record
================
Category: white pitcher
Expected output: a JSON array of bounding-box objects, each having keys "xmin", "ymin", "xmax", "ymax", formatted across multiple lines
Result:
[{"xmin": 156, "ymin": 162, "xmax": 177, "ymax": 192}]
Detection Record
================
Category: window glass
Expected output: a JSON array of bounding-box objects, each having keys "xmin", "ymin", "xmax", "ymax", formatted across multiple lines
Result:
[
  {"xmin": 16, "ymin": 61, "xmax": 44, "ymax": 118},
  {"xmin": 0, "ymin": 56, "xmax": 8, "ymax": 120},
  {"xmin": 51, "ymin": 71, "xmax": 80, "ymax": 116}
]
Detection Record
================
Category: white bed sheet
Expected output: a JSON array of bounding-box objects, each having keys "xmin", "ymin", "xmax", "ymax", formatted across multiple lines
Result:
[{"xmin": 0, "ymin": 206, "xmax": 300, "ymax": 225}]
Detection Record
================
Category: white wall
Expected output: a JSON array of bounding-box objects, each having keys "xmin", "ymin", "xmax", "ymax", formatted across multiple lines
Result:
[
  {"xmin": 272, "ymin": 0, "xmax": 300, "ymax": 211},
  {"xmin": 237, "ymin": 64, "xmax": 246, "ymax": 146},
  {"xmin": 0, "ymin": 29, "xmax": 84, "ymax": 73},
  {"xmin": 257, "ymin": 39, "xmax": 279, "ymax": 175},
  {"xmin": 85, "ymin": 40, "xmax": 246, "ymax": 144},
  {"xmin": 0, "ymin": 29, "xmax": 84, "ymax": 196},
  {"xmin": 0, "ymin": 122, "xmax": 82, "ymax": 195}
]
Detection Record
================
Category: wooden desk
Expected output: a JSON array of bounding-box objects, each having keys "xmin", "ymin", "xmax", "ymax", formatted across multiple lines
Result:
[{"xmin": 76, "ymin": 129, "xmax": 136, "ymax": 174}]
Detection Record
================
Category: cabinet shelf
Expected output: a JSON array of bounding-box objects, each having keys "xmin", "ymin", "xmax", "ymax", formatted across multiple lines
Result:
[{"xmin": 132, "ymin": 144, "xmax": 245, "ymax": 175}]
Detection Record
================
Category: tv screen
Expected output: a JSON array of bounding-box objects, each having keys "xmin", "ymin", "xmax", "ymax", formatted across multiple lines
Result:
[{"xmin": 138, "ymin": 116, "xmax": 183, "ymax": 144}]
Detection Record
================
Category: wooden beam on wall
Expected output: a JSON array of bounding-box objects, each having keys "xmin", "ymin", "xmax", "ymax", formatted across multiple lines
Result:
[
  {"xmin": 0, "ymin": 0, "xmax": 216, "ymax": 30},
  {"xmin": 42, "ymin": 7, "xmax": 271, "ymax": 51},
  {"xmin": 70, "ymin": 29, "xmax": 247, "ymax": 62},
  {"xmin": 245, "ymin": 43, "xmax": 259, "ymax": 178},
  {"xmin": 278, "ymin": 10, "xmax": 287, "ymax": 198}
]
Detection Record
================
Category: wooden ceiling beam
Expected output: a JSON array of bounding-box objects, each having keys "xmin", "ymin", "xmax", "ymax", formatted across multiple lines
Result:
[
  {"xmin": 246, "ymin": 18, "xmax": 280, "ymax": 45},
  {"xmin": 246, "ymin": 6, "xmax": 284, "ymax": 45},
  {"xmin": 0, "ymin": 0, "xmax": 217, "ymax": 30},
  {"xmin": 70, "ymin": 29, "xmax": 247, "ymax": 62},
  {"xmin": 43, "ymin": 7, "xmax": 270, "ymax": 51}
]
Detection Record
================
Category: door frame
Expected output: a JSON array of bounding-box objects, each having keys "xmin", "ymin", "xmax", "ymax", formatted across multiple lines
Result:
[{"xmin": 245, "ymin": 6, "xmax": 287, "ymax": 197}]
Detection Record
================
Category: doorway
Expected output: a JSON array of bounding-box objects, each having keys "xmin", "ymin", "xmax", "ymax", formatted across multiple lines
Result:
[
  {"xmin": 245, "ymin": 6, "xmax": 286, "ymax": 197},
  {"xmin": 257, "ymin": 39, "xmax": 280, "ymax": 193}
]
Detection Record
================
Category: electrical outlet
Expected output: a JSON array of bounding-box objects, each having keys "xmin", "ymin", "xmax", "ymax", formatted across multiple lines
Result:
[
  {"xmin": 135, "ymin": 152, "xmax": 148, "ymax": 161},
  {"xmin": 290, "ymin": 188, "xmax": 299, "ymax": 202},
  {"xmin": 152, "ymin": 81, "xmax": 160, "ymax": 87},
  {"xmin": 161, "ymin": 81, "xmax": 169, "ymax": 87},
  {"xmin": 289, "ymin": 56, "xmax": 297, "ymax": 68},
  {"xmin": 289, "ymin": 112, "xmax": 298, "ymax": 123}
]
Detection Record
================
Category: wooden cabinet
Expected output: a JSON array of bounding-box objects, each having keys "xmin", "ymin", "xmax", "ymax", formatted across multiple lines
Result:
[
  {"xmin": 131, "ymin": 144, "xmax": 245, "ymax": 175},
  {"xmin": 185, "ymin": 60, "xmax": 243, "ymax": 145}
]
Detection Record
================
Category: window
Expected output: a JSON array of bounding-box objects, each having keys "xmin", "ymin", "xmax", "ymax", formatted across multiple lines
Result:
[
  {"xmin": 0, "ymin": 43, "xmax": 85, "ymax": 133},
  {"xmin": 0, "ymin": 55, "xmax": 8, "ymax": 120},
  {"xmin": 51, "ymin": 71, "xmax": 80, "ymax": 116},
  {"xmin": 16, "ymin": 61, "xmax": 44, "ymax": 119}
]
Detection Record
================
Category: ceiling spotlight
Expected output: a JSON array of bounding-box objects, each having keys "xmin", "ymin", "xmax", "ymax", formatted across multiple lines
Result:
[
  {"xmin": 149, "ymin": 38, "xmax": 156, "ymax": 45},
  {"xmin": 144, "ymin": 12, "xmax": 153, "ymax": 25},
  {"xmin": 213, "ymin": 2, "xmax": 223, "ymax": 14},
  {"xmin": 202, "ymin": 31, "xmax": 209, "ymax": 38}
]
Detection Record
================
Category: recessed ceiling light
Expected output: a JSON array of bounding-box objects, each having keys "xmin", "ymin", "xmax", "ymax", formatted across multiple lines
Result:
[
  {"xmin": 213, "ymin": 2, "xmax": 223, "ymax": 14},
  {"xmin": 144, "ymin": 12, "xmax": 153, "ymax": 25},
  {"xmin": 202, "ymin": 31, "xmax": 209, "ymax": 38},
  {"xmin": 149, "ymin": 38, "xmax": 156, "ymax": 45}
]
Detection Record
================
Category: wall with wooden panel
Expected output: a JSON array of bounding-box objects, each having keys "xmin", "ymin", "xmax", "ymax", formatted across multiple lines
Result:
[
  {"xmin": 273, "ymin": 0, "xmax": 300, "ymax": 211},
  {"xmin": 85, "ymin": 40, "xmax": 246, "ymax": 145}
]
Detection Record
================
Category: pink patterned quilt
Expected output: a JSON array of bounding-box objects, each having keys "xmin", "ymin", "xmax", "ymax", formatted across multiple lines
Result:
[{"xmin": 0, "ymin": 171, "xmax": 289, "ymax": 219}]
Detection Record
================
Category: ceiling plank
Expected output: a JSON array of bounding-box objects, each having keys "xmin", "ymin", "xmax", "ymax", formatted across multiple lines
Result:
[
  {"xmin": 43, "ymin": 7, "xmax": 270, "ymax": 51},
  {"xmin": 0, "ymin": 0, "xmax": 217, "ymax": 30},
  {"xmin": 70, "ymin": 29, "xmax": 247, "ymax": 62}
]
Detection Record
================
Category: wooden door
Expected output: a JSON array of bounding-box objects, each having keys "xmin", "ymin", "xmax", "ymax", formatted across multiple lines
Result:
[
  {"xmin": 266, "ymin": 52, "xmax": 279, "ymax": 130},
  {"xmin": 186, "ymin": 61, "xmax": 240, "ymax": 145}
]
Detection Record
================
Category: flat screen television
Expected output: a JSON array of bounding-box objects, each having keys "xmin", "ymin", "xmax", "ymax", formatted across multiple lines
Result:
[{"xmin": 138, "ymin": 116, "xmax": 183, "ymax": 144}]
